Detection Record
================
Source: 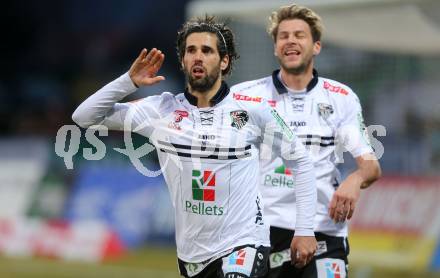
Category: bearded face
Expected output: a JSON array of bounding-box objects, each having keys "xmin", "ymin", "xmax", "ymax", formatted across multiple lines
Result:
[
  {"xmin": 182, "ymin": 32, "xmax": 224, "ymax": 93},
  {"xmin": 184, "ymin": 60, "xmax": 221, "ymax": 93}
]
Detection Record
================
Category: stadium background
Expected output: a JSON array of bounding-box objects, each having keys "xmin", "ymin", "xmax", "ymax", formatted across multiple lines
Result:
[{"xmin": 1, "ymin": 0, "xmax": 439, "ymax": 277}]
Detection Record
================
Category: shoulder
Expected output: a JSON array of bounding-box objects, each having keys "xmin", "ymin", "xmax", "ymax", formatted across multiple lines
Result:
[
  {"xmin": 229, "ymin": 76, "xmax": 273, "ymax": 106},
  {"xmin": 227, "ymin": 89, "xmax": 274, "ymax": 123},
  {"xmin": 230, "ymin": 76, "xmax": 272, "ymax": 95},
  {"xmin": 135, "ymin": 91, "xmax": 174, "ymax": 103},
  {"xmin": 134, "ymin": 91, "xmax": 180, "ymax": 111},
  {"xmin": 318, "ymin": 77, "xmax": 360, "ymax": 104}
]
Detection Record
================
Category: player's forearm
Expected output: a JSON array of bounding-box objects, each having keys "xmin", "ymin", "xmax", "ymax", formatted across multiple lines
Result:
[
  {"xmin": 283, "ymin": 144, "xmax": 317, "ymax": 236},
  {"xmin": 353, "ymin": 155, "xmax": 382, "ymax": 189},
  {"xmin": 72, "ymin": 72, "xmax": 137, "ymax": 128}
]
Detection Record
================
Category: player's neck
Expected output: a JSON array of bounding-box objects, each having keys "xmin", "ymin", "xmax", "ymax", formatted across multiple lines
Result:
[
  {"xmin": 190, "ymin": 77, "xmax": 223, "ymax": 108},
  {"xmin": 280, "ymin": 66, "xmax": 314, "ymax": 92}
]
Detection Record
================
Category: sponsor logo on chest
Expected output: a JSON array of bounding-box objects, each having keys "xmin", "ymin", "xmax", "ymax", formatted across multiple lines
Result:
[
  {"xmin": 185, "ymin": 170, "xmax": 224, "ymax": 216},
  {"xmin": 290, "ymin": 121, "xmax": 306, "ymax": 127},
  {"xmin": 263, "ymin": 165, "xmax": 294, "ymax": 188},
  {"xmin": 168, "ymin": 110, "xmax": 189, "ymax": 130}
]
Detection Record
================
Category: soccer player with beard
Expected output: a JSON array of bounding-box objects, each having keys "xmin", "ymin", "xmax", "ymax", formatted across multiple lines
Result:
[
  {"xmin": 72, "ymin": 16, "xmax": 317, "ymax": 278},
  {"xmin": 231, "ymin": 5, "xmax": 381, "ymax": 278}
]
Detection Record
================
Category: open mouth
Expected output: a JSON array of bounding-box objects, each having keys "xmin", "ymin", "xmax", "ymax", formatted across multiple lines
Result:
[
  {"xmin": 284, "ymin": 49, "xmax": 300, "ymax": 57},
  {"xmin": 192, "ymin": 66, "xmax": 205, "ymax": 78}
]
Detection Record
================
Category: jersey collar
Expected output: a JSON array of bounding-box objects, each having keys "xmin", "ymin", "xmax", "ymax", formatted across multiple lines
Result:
[
  {"xmin": 272, "ymin": 69, "xmax": 319, "ymax": 94},
  {"xmin": 184, "ymin": 81, "xmax": 230, "ymax": 107}
]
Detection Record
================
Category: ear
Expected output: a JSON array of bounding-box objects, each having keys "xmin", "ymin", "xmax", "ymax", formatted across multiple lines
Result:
[
  {"xmin": 220, "ymin": 54, "xmax": 230, "ymax": 71},
  {"xmin": 313, "ymin": 41, "xmax": 322, "ymax": 56},
  {"xmin": 273, "ymin": 43, "xmax": 278, "ymax": 57}
]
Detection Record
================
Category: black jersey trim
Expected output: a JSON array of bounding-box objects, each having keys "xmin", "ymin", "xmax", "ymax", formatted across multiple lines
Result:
[
  {"xmin": 184, "ymin": 81, "xmax": 230, "ymax": 106},
  {"xmin": 272, "ymin": 69, "xmax": 319, "ymax": 94},
  {"xmin": 298, "ymin": 134, "xmax": 335, "ymax": 147},
  {"xmin": 157, "ymin": 140, "xmax": 252, "ymax": 160},
  {"xmin": 159, "ymin": 149, "xmax": 251, "ymax": 160},
  {"xmin": 298, "ymin": 135, "xmax": 334, "ymax": 140},
  {"xmin": 158, "ymin": 140, "xmax": 251, "ymax": 152},
  {"xmin": 304, "ymin": 141, "xmax": 335, "ymax": 147}
]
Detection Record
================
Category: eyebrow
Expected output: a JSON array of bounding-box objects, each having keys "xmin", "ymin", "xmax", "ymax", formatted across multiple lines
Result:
[
  {"xmin": 279, "ymin": 30, "xmax": 307, "ymax": 35},
  {"xmin": 186, "ymin": 44, "xmax": 216, "ymax": 51}
]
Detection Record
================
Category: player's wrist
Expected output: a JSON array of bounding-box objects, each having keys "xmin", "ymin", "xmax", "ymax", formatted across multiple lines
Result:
[
  {"xmin": 293, "ymin": 228, "xmax": 315, "ymax": 237},
  {"xmin": 128, "ymin": 72, "xmax": 140, "ymax": 88}
]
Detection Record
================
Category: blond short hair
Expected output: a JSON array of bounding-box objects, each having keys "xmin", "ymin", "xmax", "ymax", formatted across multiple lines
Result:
[{"xmin": 268, "ymin": 4, "xmax": 323, "ymax": 42}]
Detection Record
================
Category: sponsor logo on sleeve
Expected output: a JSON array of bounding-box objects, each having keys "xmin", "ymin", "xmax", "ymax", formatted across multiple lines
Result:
[
  {"xmin": 323, "ymin": 81, "xmax": 349, "ymax": 96},
  {"xmin": 268, "ymin": 100, "xmax": 277, "ymax": 107},
  {"xmin": 233, "ymin": 93, "xmax": 262, "ymax": 103},
  {"xmin": 232, "ymin": 93, "xmax": 276, "ymax": 108},
  {"xmin": 255, "ymin": 196, "xmax": 264, "ymax": 225},
  {"xmin": 270, "ymin": 109, "xmax": 294, "ymax": 140}
]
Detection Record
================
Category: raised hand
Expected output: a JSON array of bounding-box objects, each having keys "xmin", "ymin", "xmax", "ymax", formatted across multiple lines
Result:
[{"xmin": 129, "ymin": 48, "xmax": 165, "ymax": 87}]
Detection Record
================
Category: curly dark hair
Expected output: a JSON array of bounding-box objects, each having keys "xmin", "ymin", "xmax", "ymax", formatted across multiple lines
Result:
[{"xmin": 176, "ymin": 15, "xmax": 239, "ymax": 76}]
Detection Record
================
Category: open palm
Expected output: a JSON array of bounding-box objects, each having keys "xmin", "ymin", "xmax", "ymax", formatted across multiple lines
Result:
[{"xmin": 129, "ymin": 48, "xmax": 165, "ymax": 87}]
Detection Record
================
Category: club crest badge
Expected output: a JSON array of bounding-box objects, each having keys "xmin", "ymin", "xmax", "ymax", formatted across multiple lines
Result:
[
  {"xmin": 317, "ymin": 103, "xmax": 334, "ymax": 119},
  {"xmin": 230, "ymin": 110, "xmax": 249, "ymax": 129}
]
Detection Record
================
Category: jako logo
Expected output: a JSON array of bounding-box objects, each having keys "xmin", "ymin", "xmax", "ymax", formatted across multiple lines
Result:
[
  {"xmin": 229, "ymin": 250, "xmax": 246, "ymax": 266},
  {"xmin": 192, "ymin": 170, "xmax": 216, "ymax": 201},
  {"xmin": 325, "ymin": 262, "xmax": 341, "ymax": 278},
  {"xmin": 263, "ymin": 165, "xmax": 294, "ymax": 188}
]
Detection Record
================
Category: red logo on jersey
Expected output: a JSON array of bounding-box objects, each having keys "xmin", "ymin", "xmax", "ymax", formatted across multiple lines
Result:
[
  {"xmin": 174, "ymin": 110, "xmax": 189, "ymax": 123},
  {"xmin": 192, "ymin": 170, "xmax": 216, "ymax": 201},
  {"xmin": 323, "ymin": 81, "xmax": 348, "ymax": 96},
  {"xmin": 233, "ymin": 93, "xmax": 262, "ymax": 103},
  {"xmin": 168, "ymin": 122, "xmax": 181, "ymax": 130},
  {"xmin": 268, "ymin": 100, "xmax": 277, "ymax": 107},
  {"xmin": 229, "ymin": 249, "xmax": 246, "ymax": 266},
  {"xmin": 233, "ymin": 93, "xmax": 276, "ymax": 107},
  {"xmin": 325, "ymin": 261, "xmax": 343, "ymax": 278}
]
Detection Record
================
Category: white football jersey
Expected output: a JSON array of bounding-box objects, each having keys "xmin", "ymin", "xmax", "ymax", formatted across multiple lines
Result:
[
  {"xmin": 72, "ymin": 72, "xmax": 316, "ymax": 262},
  {"xmin": 231, "ymin": 70, "xmax": 373, "ymax": 237}
]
